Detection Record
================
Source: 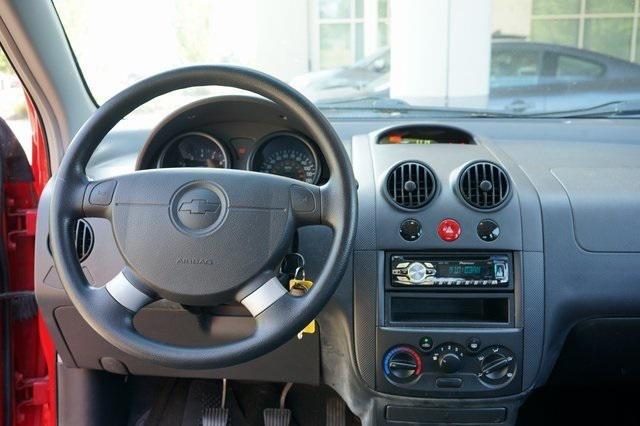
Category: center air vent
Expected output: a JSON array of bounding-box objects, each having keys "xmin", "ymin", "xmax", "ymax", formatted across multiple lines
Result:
[
  {"xmin": 458, "ymin": 162, "xmax": 510, "ymax": 210},
  {"xmin": 386, "ymin": 162, "xmax": 437, "ymax": 209}
]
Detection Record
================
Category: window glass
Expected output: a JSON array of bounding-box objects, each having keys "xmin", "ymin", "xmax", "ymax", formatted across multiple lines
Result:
[
  {"xmin": 378, "ymin": 22, "xmax": 388, "ymax": 48},
  {"xmin": 531, "ymin": 19, "xmax": 580, "ymax": 47},
  {"xmin": 319, "ymin": 0, "xmax": 349, "ymax": 19},
  {"xmin": 532, "ymin": 0, "xmax": 581, "ymax": 15},
  {"xmin": 355, "ymin": 23, "xmax": 364, "ymax": 61},
  {"xmin": 555, "ymin": 55, "xmax": 605, "ymax": 81},
  {"xmin": 355, "ymin": 0, "xmax": 364, "ymax": 19},
  {"xmin": 319, "ymin": 24, "xmax": 351, "ymax": 69},
  {"xmin": 585, "ymin": 0, "xmax": 634, "ymax": 13},
  {"xmin": 0, "ymin": 49, "xmax": 32, "ymax": 163},
  {"xmin": 490, "ymin": 50, "xmax": 542, "ymax": 88},
  {"xmin": 636, "ymin": 28, "xmax": 640, "ymax": 63},
  {"xmin": 53, "ymin": 0, "xmax": 640, "ymax": 116},
  {"xmin": 584, "ymin": 18, "xmax": 633, "ymax": 60},
  {"xmin": 378, "ymin": 0, "xmax": 388, "ymax": 18}
]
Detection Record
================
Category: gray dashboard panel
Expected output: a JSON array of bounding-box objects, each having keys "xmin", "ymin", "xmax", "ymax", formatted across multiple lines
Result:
[
  {"xmin": 37, "ymin": 107, "xmax": 640, "ymax": 424},
  {"xmin": 552, "ymin": 167, "xmax": 640, "ymax": 252}
]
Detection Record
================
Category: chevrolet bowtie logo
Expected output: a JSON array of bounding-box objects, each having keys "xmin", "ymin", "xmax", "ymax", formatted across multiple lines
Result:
[{"xmin": 178, "ymin": 199, "xmax": 220, "ymax": 215}]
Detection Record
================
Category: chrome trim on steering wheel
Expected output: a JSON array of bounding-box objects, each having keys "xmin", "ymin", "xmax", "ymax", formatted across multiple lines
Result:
[
  {"xmin": 240, "ymin": 276, "xmax": 287, "ymax": 316},
  {"xmin": 105, "ymin": 271, "xmax": 153, "ymax": 312}
]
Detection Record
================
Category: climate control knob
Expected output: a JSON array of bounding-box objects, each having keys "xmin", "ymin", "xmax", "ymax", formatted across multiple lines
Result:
[
  {"xmin": 383, "ymin": 346, "xmax": 422, "ymax": 381},
  {"xmin": 477, "ymin": 346, "xmax": 516, "ymax": 387},
  {"xmin": 433, "ymin": 343, "xmax": 465, "ymax": 374}
]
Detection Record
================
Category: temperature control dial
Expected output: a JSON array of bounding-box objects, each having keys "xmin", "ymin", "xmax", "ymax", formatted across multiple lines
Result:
[
  {"xmin": 477, "ymin": 346, "xmax": 516, "ymax": 387},
  {"xmin": 383, "ymin": 346, "xmax": 422, "ymax": 381},
  {"xmin": 433, "ymin": 343, "xmax": 465, "ymax": 374}
]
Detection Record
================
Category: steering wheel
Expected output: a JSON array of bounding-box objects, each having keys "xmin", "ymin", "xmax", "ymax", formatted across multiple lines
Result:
[{"xmin": 49, "ymin": 66, "xmax": 357, "ymax": 369}]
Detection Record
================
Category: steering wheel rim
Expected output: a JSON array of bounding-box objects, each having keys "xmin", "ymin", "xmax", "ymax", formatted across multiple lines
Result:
[{"xmin": 49, "ymin": 65, "xmax": 357, "ymax": 369}]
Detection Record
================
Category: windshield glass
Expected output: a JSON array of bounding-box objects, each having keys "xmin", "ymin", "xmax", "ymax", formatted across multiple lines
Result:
[{"xmin": 54, "ymin": 0, "xmax": 640, "ymax": 117}]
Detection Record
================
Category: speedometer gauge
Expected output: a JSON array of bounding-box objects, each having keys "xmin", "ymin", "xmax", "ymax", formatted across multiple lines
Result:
[
  {"xmin": 250, "ymin": 132, "xmax": 320, "ymax": 184},
  {"xmin": 159, "ymin": 132, "xmax": 229, "ymax": 169}
]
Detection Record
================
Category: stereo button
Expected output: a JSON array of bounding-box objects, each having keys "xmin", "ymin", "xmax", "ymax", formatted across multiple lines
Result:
[
  {"xmin": 400, "ymin": 219, "xmax": 422, "ymax": 241},
  {"xmin": 407, "ymin": 262, "xmax": 428, "ymax": 283},
  {"xmin": 477, "ymin": 219, "xmax": 500, "ymax": 242}
]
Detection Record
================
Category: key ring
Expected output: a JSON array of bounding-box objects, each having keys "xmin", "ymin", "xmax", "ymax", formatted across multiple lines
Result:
[{"xmin": 293, "ymin": 266, "xmax": 306, "ymax": 282}]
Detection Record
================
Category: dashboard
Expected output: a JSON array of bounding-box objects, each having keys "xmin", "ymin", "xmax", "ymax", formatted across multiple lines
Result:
[
  {"xmin": 136, "ymin": 96, "xmax": 328, "ymax": 185},
  {"xmin": 36, "ymin": 95, "xmax": 640, "ymax": 426}
]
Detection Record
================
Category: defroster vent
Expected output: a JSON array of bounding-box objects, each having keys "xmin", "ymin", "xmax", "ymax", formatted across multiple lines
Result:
[
  {"xmin": 386, "ymin": 162, "xmax": 437, "ymax": 209},
  {"xmin": 458, "ymin": 162, "xmax": 510, "ymax": 210}
]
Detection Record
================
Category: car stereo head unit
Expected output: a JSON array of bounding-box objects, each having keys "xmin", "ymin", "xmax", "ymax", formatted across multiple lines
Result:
[{"xmin": 390, "ymin": 254, "xmax": 509, "ymax": 288}]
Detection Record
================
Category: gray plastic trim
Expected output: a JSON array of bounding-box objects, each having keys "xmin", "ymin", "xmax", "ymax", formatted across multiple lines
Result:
[
  {"xmin": 240, "ymin": 276, "xmax": 287, "ymax": 317},
  {"xmin": 105, "ymin": 271, "xmax": 153, "ymax": 312}
]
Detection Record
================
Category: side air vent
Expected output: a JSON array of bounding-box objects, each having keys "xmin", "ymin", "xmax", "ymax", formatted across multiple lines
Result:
[
  {"xmin": 386, "ymin": 162, "xmax": 437, "ymax": 209},
  {"xmin": 458, "ymin": 162, "xmax": 510, "ymax": 210},
  {"xmin": 47, "ymin": 219, "xmax": 94, "ymax": 262},
  {"xmin": 74, "ymin": 219, "xmax": 94, "ymax": 262}
]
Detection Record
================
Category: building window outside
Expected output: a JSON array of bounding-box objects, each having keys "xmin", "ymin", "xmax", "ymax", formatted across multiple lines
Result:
[
  {"xmin": 316, "ymin": 0, "xmax": 389, "ymax": 69},
  {"xmin": 531, "ymin": 0, "xmax": 640, "ymax": 63}
]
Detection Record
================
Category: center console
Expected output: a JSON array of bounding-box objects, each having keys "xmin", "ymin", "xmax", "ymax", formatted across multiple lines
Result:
[
  {"xmin": 349, "ymin": 125, "xmax": 542, "ymax": 416},
  {"xmin": 377, "ymin": 252, "xmax": 522, "ymax": 397}
]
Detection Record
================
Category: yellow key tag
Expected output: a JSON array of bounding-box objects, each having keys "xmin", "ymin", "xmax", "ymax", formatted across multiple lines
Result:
[{"xmin": 289, "ymin": 267, "xmax": 316, "ymax": 338}]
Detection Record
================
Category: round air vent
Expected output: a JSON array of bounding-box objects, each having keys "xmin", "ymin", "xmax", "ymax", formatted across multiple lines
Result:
[
  {"xmin": 458, "ymin": 162, "xmax": 510, "ymax": 210},
  {"xmin": 74, "ymin": 219, "xmax": 94, "ymax": 262},
  {"xmin": 47, "ymin": 218, "xmax": 94, "ymax": 262},
  {"xmin": 386, "ymin": 162, "xmax": 437, "ymax": 209}
]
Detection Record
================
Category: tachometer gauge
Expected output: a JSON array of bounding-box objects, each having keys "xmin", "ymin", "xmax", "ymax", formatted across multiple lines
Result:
[
  {"xmin": 159, "ymin": 132, "xmax": 229, "ymax": 169},
  {"xmin": 250, "ymin": 133, "xmax": 320, "ymax": 184}
]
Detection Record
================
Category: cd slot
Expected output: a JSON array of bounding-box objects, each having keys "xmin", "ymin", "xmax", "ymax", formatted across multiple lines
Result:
[{"xmin": 387, "ymin": 293, "xmax": 512, "ymax": 327}]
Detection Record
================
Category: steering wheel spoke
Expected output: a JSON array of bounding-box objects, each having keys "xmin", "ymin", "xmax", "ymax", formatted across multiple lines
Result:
[
  {"xmin": 239, "ymin": 272, "xmax": 288, "ymax": 317},
  {"xmin": 104, "ymin": 269, "xmax": 157, "ymax": 313}
]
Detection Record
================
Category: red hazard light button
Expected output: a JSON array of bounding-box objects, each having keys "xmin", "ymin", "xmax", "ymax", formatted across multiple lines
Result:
[{"xmin": 438, "ymin": 219, "xmax": 461, "ymax": 242}]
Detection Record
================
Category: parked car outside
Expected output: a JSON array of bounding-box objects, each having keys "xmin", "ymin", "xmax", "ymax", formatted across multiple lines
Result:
[{"xmin": 292, "ymin": 40, "xmax": 640, "ymax": 114}]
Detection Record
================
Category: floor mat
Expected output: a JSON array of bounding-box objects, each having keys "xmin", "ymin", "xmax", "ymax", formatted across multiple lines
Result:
[{"xmin": 131, "ymin": 379, "xmax": 359, "ymax": 426}]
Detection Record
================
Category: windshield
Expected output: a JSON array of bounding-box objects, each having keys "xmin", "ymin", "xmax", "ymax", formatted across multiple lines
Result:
[{"xmin": 54, "ymin": 0, "xmax": 640, "ymax": 118}]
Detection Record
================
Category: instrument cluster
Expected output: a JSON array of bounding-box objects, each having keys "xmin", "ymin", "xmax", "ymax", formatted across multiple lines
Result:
[{"xmin": 155, "ymin": 130, "xmax": 323, "ymax": 185}]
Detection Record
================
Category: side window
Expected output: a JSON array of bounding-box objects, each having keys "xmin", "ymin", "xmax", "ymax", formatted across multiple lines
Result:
[
  {"xmin": 555, "ymin": 55, "xmax": 605, "ymax": 82},
  {"xmin": 0, "ymin": 48, "xmax": 32, "ymax": 163},
  {"xmin": 490, "ymin": 50, "xmax": 542, "ymax": 88}
]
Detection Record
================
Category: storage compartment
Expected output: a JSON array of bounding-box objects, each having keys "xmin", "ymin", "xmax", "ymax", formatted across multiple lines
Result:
[{"xmin": 387, "ymin": 293, "xmax": 511, "ymax": 326}]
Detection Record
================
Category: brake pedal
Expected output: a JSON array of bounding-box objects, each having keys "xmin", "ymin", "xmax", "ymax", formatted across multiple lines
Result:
[
  {"xmin": 202, "ymin": 407, "xmax": 229, "ymax": 426},
  {"xmin": 263, "ymin": 408, "xmax": 292, "ymax": 426},
  {"xmin": 263, "ymin": 382, "xmax": 293, "ymax": 426}
]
